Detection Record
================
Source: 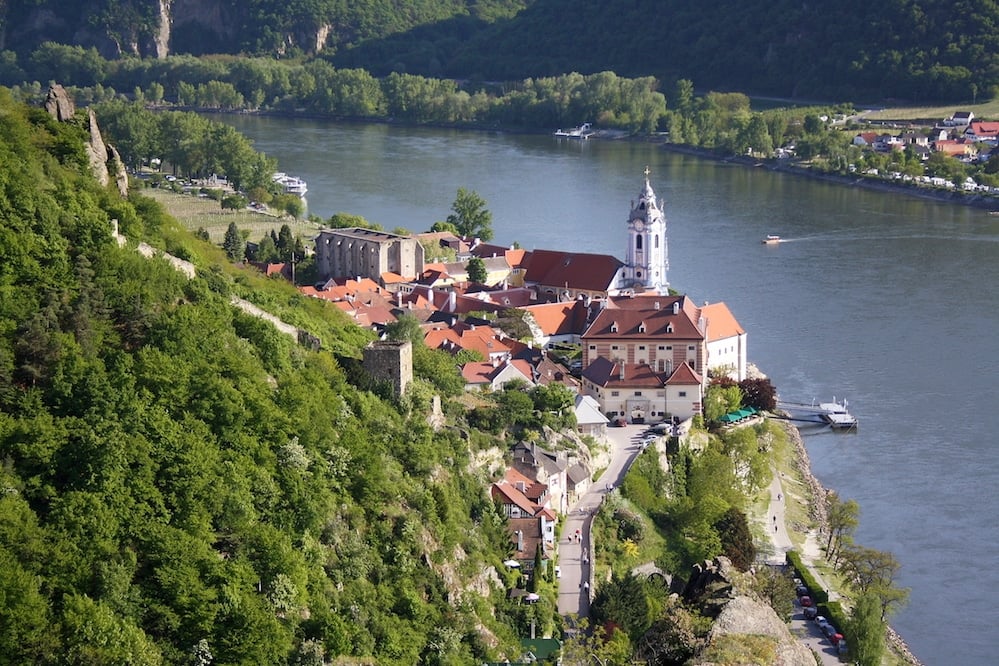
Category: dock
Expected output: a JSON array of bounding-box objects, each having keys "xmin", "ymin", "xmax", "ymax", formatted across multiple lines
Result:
[{"xmin": 775, "ymin": 399, "xmax": 858, "ymax": 430}]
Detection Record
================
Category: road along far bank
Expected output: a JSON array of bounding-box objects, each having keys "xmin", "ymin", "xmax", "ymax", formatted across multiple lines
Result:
[{"xmin": 772, "ymin": 420, "xmax": 923, "ymax": 666}]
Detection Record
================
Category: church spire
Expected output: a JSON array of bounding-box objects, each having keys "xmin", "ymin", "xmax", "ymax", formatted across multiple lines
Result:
[{"xmin": 623, "ymin": 167, "xmax": 669, "ymax": 294}]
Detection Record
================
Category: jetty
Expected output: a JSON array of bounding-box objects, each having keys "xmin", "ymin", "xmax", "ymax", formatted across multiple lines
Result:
[{"xmin": 774, "ymin": 398, "xmax": 858, "ymax": 430}]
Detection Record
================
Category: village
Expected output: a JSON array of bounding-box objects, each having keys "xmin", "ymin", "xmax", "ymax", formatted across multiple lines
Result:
[{"xmin": 254, "ymin": 170, "xmax": 751, "ymax": 575}]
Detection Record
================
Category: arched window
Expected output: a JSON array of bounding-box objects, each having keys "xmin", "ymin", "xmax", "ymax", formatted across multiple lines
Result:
[
  {"xmin": 636, "ymin": 235, "xmax": 643, "ymax": 250},
  {"xmin": 654, "ymin": 235, "xmax": 659, "ymax": 248}
]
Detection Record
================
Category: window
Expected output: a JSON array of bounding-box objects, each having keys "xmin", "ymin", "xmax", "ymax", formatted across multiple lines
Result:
[
  {"xmin": 658, "ymin": 345, "xmax": 666, "ymax": 350},
  {"xmin": 611, "ymin": 345, "xmax": 619, "ymax": 351},
  {"xmin": 611, "ymin": 391, "xmax": 619, "ymax": 396},
  {"xmin": 688, "ymin": 345, "xmax": 695, "ymax": 351},
  {"xmin": 636, "ymin": 235, "xmax": 643, "ymax": 250},
  {"xmin": 655, "ymin": 234, "xmax": 659, "ymax": 248},
  {"xmin": 679, "ymin": 391, "xmax": 687, "ymax": 397},
  {"xmin": 635, "ymin": 391, "xmax": 642, "ymax": 396},
  {"xmin": 638, "ymin": 345, "xmax": 646, "ymax": 350},
  {"xmin": 589, "ymin": 345, "xmax": 596, "ymax": 351}
]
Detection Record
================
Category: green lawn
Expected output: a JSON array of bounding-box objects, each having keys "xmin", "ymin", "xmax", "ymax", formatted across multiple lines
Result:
[{"xmin": 864, "ymin": 98, "xmax": 999, "ymax": 122}]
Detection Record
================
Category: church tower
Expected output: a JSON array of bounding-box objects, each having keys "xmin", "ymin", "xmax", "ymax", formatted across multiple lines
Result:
[{"xmin": 624, "ymin": 167, "xmax": 669, "ymax": 294}]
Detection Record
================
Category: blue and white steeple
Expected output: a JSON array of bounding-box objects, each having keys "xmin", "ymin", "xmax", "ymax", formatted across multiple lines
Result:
[{"xmin": 624, "ymin": 167, "xmax": 669, "ymax": 294}]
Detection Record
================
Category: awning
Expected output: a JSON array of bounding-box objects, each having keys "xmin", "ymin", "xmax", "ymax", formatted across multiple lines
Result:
[{"xmin": 503, "ymin": 559, "xmax": 521, "ymax": 568}]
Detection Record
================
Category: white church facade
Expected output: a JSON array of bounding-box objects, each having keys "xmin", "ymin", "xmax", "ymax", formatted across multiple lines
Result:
[{"xmin": 622, "ymin": 167, "xmax": 669, "ymax": 294}]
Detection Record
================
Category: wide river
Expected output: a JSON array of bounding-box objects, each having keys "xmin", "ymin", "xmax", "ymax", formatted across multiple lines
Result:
[{"xmin": 222, "ymin": 115, "xmax": 998, "ymax": 664}]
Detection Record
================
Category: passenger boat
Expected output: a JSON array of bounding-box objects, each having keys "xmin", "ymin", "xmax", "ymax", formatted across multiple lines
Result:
[
  {"xmin": 272, "ymin": 172, "xmax": 308, "ymax": 197},
  {"xmin": 553, "ymin": 123, "xmax": 595, "ymax": 139},
  {"xmin": 762, "ymin": 234, "xmax": 782, "ymax": 244},
  {"xmin": 819, "ymin": 400, "xmax": 858, "ymax": 429}
]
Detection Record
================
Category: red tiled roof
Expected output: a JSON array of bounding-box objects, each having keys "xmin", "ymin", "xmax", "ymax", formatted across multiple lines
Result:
[
  {"xmin": 582, "ymin": 302, "xmax": 703, "ymax": 341},
  {"xmin": 698, "ymin": 302, "xmax": 744, "ymax": 341},
  {"xmin": 582, "ymin": 356, "xmax": 666, "ymax": 389},
  {"xmin": 524, "ymin": 301, "xmax": 585, "ymax": 336},
  {"xmin": 666, "ymin": 361, "xmax": 703, "ymax": 386},
  {"xmin": 524, "ymin": 249, "xmax": 624, "ymax": 292}
]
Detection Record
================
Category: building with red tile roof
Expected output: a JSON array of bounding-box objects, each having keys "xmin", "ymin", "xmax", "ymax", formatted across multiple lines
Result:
[
  {"xmin": 698, "ymin": 301, "xmax": 747, "ymax": 380},
  {"xmin": 523, "ymin": 248, "xmax": 625, "ymax": 302},
  {"xmin": 460, "ymin": 357, "xmax": 534, "ymax": 391}
]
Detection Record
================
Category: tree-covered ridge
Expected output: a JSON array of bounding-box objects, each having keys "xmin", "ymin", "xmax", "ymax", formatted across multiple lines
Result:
[
  {"xmin": 0, "ymin": 90, "xmax": 528, "ymax": 664},
  {"xmin": 0, "ymin": 0, "xmax": 528, "ymax": 59}
]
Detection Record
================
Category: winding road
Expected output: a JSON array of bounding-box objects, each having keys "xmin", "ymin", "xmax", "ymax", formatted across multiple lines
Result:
[{"xmin": 557, "ymin": 423, "xmax": 649, "ymax": 618}]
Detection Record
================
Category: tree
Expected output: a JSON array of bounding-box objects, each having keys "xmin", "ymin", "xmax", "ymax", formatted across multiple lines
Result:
[
  {"xmin": 838, "ymin": 544, "xmax": 910, "ymax": 619},
  {"xmin": 750, "ymin": 566, "xmax": 797, "ymax": 621},
  {"xmin": 713, "ymin": 507, "xmax": 755, "ymax": 570},
  {"xmin": 446, "ymin": 188, "xmax": 493, "ymax": 241},
  {"xmin": 466, "ymin": 256, "xmax": 487, "ymax": 283},
  {"xmin": 738, "ymin": 376, "xmax": 777, "ymax": 411},
  {"xmin": 847, "ymin": 592, "xmax": 886, "ymax": 666},
  {"xmin": 825, "ymin": 491, "xmax": 859, "ymax": 560},
  {"xmin": 223, "ymin": 221, "xmax": 244, "ymax": 261},
  {"xmin": 221, "ymin": 193, "xmax": 248, "ymax": 211}
]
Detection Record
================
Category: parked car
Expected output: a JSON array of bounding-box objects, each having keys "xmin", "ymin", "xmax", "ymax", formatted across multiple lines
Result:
[
  {"xmin": 822, "ymin": 623, "xmax": 838, "ymax": 639},
  {"xmin": 554, "ymin": 566, "xmax": 561, "ymax": 578},
  {"xmin": 803, "ymin": 606, "xmax": 818, "ymax": 620},
  {"xmin": 795, "ymin": 584, "xmax": 809, "ymax": 597},
  {"xmin": 612, "ymin": 417, "xmax": 627, "ymax": 427},
  {"xmin": 799, "ymin": 595, "xmax": 813, "ymax": 608}
]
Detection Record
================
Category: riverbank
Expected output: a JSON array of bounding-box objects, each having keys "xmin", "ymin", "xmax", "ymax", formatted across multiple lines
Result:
[
  {"xmin": 662, "ymin": 143, "xmax": 999, "ymax": 213},
  {"xmin": 776, "ymin": 421, "xmax": 923, "ymax": 666}
]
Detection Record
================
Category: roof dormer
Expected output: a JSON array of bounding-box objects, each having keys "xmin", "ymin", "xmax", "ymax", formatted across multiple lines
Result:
[
  {"xmin": 610, "ymin": 321, "xmax": 618, "ymax": 333},
  {"xmin": 638, "ymin": 321, "xmax": 647, "ymax": 333}
]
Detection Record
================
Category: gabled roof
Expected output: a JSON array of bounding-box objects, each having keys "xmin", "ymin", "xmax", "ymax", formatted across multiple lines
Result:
[
  {"xmin": 582, "ymin": 297, "xmax": 703, "ymax": 341},
  {"xmin": 524, "ymin": 300, "xmax": 588, "ymax": 336},
  {"xmin": 491, "ymin": 481, "xmax": 537, "ymax": 516},
  {"xmin": 524, "ymin": 249, "xmax": 624, "ymax": 292},
  {"xmin": 697, "ymin": 302, "xmax": 744, "ymax": 341},
  {"xmin": 582, "ymin": 357, "xmax": 666, "ymax": 388},
  {"xmin": 461, "ymin": 359, "xmax": 534, "ymax": 386},
  {"xmin": 533, "ymin": 356, "xmax": 580, "ymax": 390},
  {"xmin": 665, "ymin": 361, "xmax": 703, "ymax": 386},
  {"xmin": 574, "ymin": 394, "xmax": 609, "ymax": 426}
]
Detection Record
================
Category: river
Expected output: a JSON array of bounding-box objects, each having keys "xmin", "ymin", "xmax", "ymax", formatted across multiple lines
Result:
[{"xmin": 221, "ymin": 115, "xmax": 999, "ymax": 664}]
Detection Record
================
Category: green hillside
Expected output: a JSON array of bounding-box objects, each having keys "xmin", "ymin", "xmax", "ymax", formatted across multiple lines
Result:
[
  {"xmin": 1, "ymin": 0, "xmax": 997, "ymax": 102},
  {"xmin": 0, "ymin": 89, "xmax": 526, "ymax": 665}
]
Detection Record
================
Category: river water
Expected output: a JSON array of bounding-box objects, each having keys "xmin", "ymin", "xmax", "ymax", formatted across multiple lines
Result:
[{"xmin": 222, "ymin": 115, "xmax": 999, "ymax": 664}]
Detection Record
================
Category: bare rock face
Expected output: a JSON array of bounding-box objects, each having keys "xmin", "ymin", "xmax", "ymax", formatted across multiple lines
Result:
[
  {"xmin": 108, "ymin": 144, "xmax": 130, "ymax": 198},
  {"xmin": 679, "ymin": 557, "xmax": 815, "ymax": 666},
  {"xmin": 44, "ymin": 84, "xmax": 76, "ymax": 122},
  {"xmin": 85, "ymin": 109, "xmax": 111, "ymax": 189}
]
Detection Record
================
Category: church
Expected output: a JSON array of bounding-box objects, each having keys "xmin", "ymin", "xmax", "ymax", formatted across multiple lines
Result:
[
  {"xmin": 576, "ymin": 169, "xmax": 747, "ymax": 424},
  {"xmin": 621, "ymin": 167, "xmax": 669, "ymax": 294}
]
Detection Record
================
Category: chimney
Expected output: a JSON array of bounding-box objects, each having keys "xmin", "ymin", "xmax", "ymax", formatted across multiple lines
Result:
[
  {"xmin": 516, "ymin": 530, "xmax": 524, "ymax": 552},
  {"xmin": 448, "ymin": 290, "xmax": 457, "ymax": 312},
  {"xmin": 654, "ymin": 301, "xmax": 660, "ymax": 310},
  {"xmin": 618, "ymin": 363, "xmax": 625, "ymax": 381},
  {"xmin": 672, "ymin": 301, "xmax": 680, "ymax": 314}
]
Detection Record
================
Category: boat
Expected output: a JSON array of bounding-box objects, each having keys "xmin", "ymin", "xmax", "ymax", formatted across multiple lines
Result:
[
  {"xmin": 762, "ymin": 234, "xmax": 782, "ymax": 244},
  {"xmin": 553, "ymin": 122, "xmax": 595, "ymax": 139},
  {"xmin": 819, "ymin": 400, "xmax": 858, "ymax": 429},
  {"xmin": 272, "ymin": 172, "xmax": 308, "ymax": 197},
  {"xmin": 775, "ymin": 397, "xmax": 858, "ymax": 430}
]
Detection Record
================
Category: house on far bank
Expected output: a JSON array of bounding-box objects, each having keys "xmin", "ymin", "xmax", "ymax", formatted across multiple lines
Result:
[{"xmin": 944, "ymin": 110, "xmax": 974, "ymax": 127}]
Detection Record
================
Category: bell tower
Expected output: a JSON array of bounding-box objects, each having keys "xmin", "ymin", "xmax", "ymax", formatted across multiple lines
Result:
[{"xmin": 624, "ymin": 167, "xmax": 669, "ymax": 294}]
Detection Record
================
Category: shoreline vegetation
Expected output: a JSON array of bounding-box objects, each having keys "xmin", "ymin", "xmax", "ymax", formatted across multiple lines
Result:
[{"xmin": 777, "ymin": 421, "xmax": 922, "ymax": 665}]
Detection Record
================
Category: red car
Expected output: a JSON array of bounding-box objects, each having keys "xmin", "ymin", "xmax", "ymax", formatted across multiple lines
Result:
[{"xmin": 799, "ymin": 595, "xmax": 813, "ymax": 608}]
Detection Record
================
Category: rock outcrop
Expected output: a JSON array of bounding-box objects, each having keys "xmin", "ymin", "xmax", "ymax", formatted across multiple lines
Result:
[
  {"xmin": 44, "ymin": 84, "xmax": 75, "ymax": 121},
  {"xmin": 43, "ymin": 86, "xmax": 128, "ymax": 198},
  {"xmin": 674, "ymin": 557, "xmax": 814, "ymax": 665}
]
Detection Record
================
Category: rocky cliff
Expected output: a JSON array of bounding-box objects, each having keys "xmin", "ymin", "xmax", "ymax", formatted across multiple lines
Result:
[{"xmin": 1, "ymin": 0, "xmax": 335, "ymax": 58}]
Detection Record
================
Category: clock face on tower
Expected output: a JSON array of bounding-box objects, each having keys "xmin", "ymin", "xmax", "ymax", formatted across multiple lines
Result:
[{"xmin": 633, "ymin": 219, "xmax": 645, "ymax": 231}]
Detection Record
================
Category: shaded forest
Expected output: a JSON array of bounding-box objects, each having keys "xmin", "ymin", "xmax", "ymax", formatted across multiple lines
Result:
[{"xmin": 2, "ymin": 0, "xmax": 997, "ymax": 102}]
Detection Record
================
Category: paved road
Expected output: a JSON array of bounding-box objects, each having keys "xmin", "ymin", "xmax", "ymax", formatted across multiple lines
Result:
[{"xmin": 557, "ymin": 424, "xmax": 649, "ymax": 618}]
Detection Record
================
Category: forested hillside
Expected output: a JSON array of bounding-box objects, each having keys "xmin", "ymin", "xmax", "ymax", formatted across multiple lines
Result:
[
  {"xmin": 0, "ymin": 89, "xmax": 526, "ymax": 665},
  {"xmin": 2, "ymin": 0, "xmax": 996, "ymax": 102}
]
